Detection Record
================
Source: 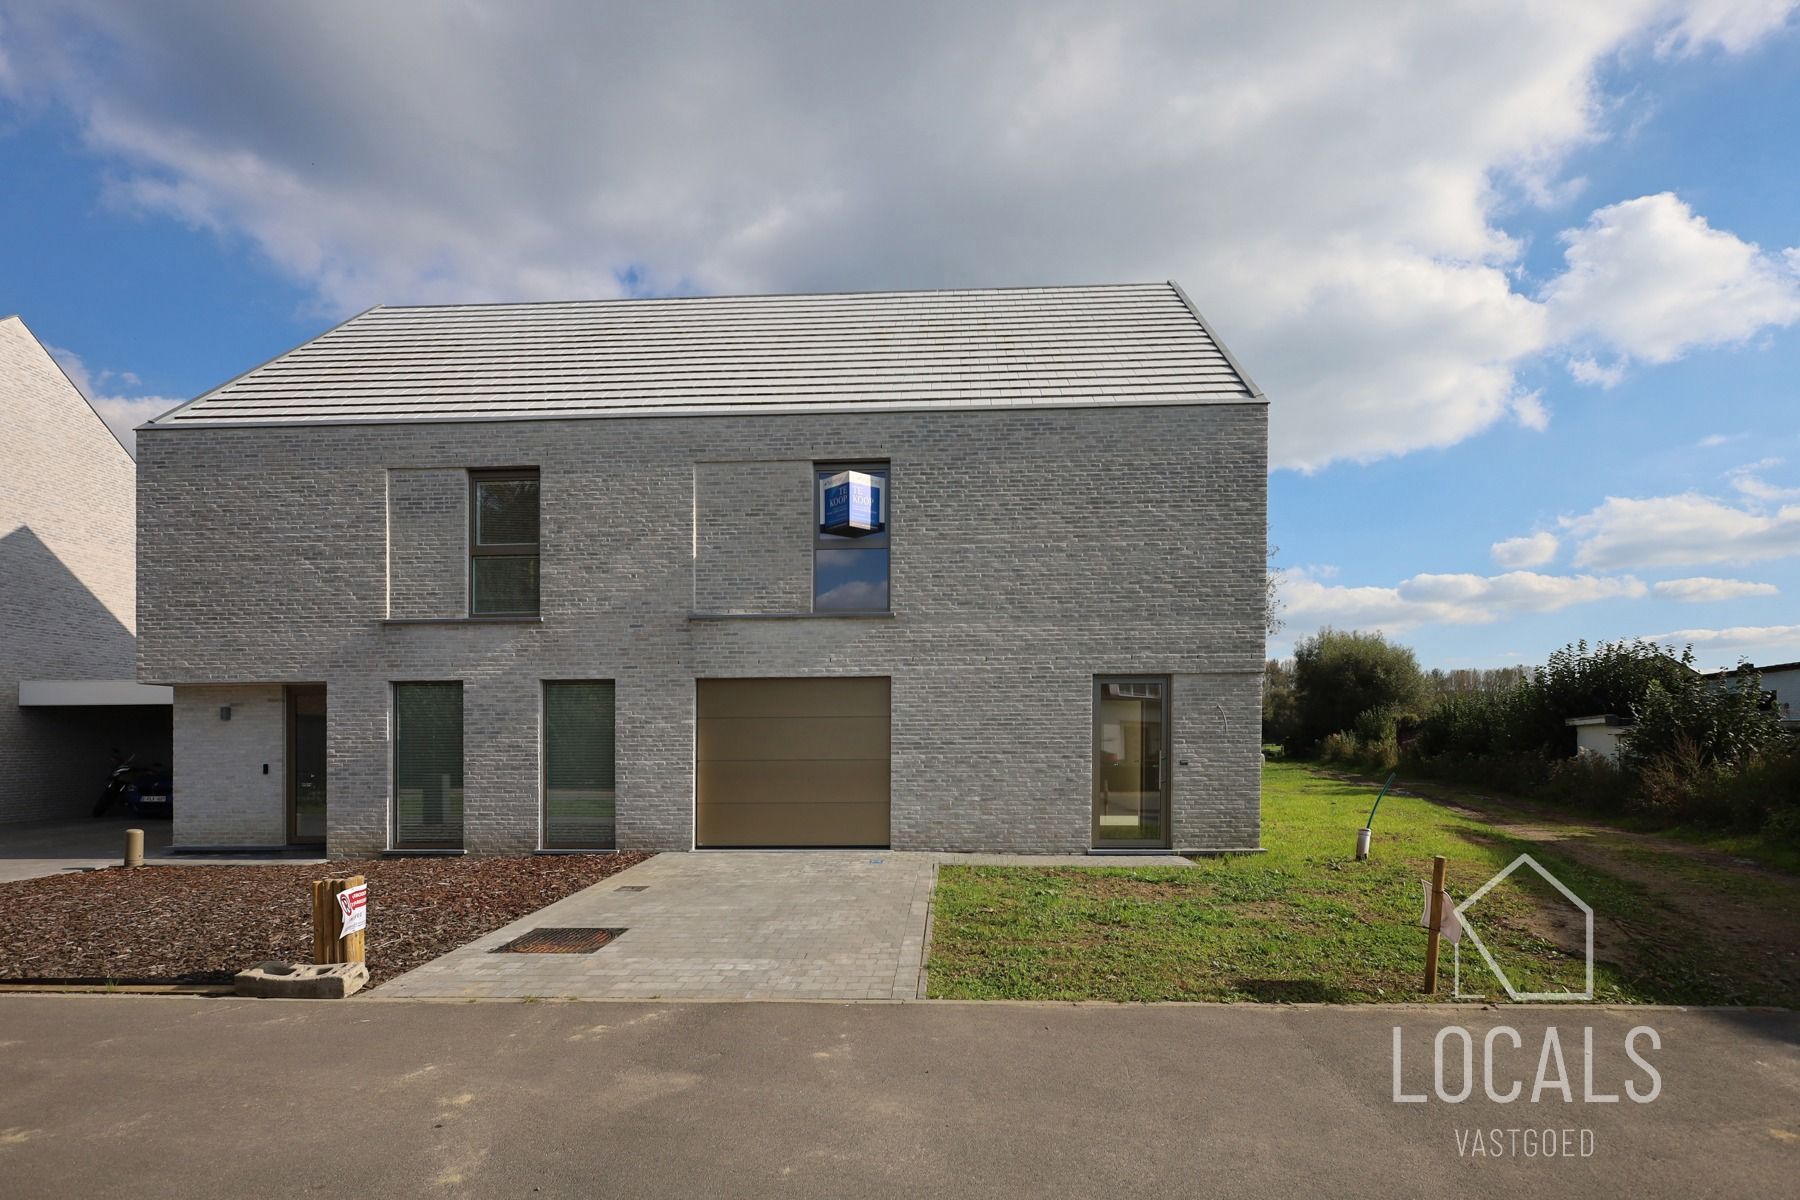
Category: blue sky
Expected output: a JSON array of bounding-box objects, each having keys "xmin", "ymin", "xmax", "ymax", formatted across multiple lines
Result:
[{"xmin": 3, "ymin": 1, "xmax": 1798, "ymax": 670}]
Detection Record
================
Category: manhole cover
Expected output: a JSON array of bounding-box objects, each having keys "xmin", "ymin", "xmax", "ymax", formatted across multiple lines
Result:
[{"xmin": 494, "ymin": 928, "xmax": 626, "ymax": 954}]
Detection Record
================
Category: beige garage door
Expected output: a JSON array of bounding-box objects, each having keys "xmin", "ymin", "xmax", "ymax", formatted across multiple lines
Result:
[{"xmin": 696, "ymin": 678, "xmax": 891, "ymax": 848}]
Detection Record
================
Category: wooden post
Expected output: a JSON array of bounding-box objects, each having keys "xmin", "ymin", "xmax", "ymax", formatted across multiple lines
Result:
[
  {"xmin": 311, "ymin": 875, "xmax": 366, "ymax": 965},
  {"xmin": 1423, "ymin": 855, "xmax": 1447, "ymax": 995}
]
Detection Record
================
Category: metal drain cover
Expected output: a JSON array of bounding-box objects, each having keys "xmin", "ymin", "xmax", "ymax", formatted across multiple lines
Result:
[
  {"xmin": 494, "ymin": 927, "xmax": 626, "ymax": 954},
  {"xmin": 615, "ymin": 885, "xmax": 649, "ymax": 893}
]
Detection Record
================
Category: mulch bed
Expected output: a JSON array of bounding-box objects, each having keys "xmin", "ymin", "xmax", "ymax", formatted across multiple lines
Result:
[{"xmin": 0, "ymin": 853, "xmax": 651, "ymax": 987}]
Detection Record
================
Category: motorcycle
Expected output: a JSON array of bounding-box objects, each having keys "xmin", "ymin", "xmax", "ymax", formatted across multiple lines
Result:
[{"xmin": 93, "ymin": 750, "xmax": 173, "ymax": 818}]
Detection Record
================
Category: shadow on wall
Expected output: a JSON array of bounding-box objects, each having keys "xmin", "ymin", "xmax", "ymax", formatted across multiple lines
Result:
[{"xmin": 1, "ymin": 524, "xmax": 166, "ymax": 823}]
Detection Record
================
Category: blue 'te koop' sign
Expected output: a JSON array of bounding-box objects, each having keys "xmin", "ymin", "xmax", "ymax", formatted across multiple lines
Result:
[{"xmin": 820, "ymin": 470, "xmax": 884, "ymax": 536}]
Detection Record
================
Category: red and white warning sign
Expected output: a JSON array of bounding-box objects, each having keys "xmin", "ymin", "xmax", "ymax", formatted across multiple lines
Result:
[{"xmin": 337, "ymin": 882, "xmax": 368, "ymax": 938}]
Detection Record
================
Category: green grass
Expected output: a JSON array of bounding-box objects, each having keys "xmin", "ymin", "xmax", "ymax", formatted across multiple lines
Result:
[{"xmin": 925, "ymin": 761, "xmax": 1795, "ymax": 1004}]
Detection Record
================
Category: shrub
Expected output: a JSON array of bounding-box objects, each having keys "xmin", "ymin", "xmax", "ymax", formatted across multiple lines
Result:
[
  {"xmin": 1291, "ymin": 629, "xmax": 1424, "ymax": 751},
  {"xmin": 1538, "ymin": 753, "xmax": 1634, "ymax": 812},
  {"xmin": 1319, "ymin": 731, "xmax": 1360, "ymax": 764}
]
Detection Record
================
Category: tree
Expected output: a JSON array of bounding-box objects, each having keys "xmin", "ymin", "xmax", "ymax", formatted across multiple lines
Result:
[
  {"xmin": 1621, "ymin": 664, "xmax": 1787, "ymax": 773},
  {"xmin": 1264, "ymin": 545, "xmax": 1284, "ymax": 637},
  {"xmin": 1262, "ymin": 658, "xmax": 1298, "ymax": 746},
  {"xmin": 1290, "ymin": 628, "xmax": 1425, "ymax": 750}
]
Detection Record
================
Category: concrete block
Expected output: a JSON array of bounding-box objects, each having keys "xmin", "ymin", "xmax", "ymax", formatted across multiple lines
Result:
[{"xmin": 234, "ymin": 960, "xmax": 369, "ymax": 999}]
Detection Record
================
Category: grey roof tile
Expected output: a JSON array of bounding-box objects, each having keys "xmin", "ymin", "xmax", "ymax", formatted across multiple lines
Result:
[{"xmin": 149, "ymin": 282, "xmax": 1260, "ymax": 428}]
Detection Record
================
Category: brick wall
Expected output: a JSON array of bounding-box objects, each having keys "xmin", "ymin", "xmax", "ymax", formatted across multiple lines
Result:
[
  {"xmin": 386, "ymin": 468, "xmax": 467, "ymax": 619},
  {"xmin": 692, "ymin": 459, "xmax": 812, "ymax": 614},
  {"xmin": 1, "ymin": 317, "xmax": 163, "ymax": 822},
  {"xmin": 140, "ymin": 402, "xmax": 1267, "ymax": 854},
  {"xmin": 170, "ymin": 685, "xmax": 287, "ymax": 846}
]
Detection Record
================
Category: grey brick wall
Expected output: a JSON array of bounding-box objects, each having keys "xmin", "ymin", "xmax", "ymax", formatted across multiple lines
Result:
[
  {"xmin": 386, "ymin": 468, "xmax": 467, "ymax": 619},
  {"xmin": 692, "ymin": 459, "xmax": 812, "ymax": 614},
  {"xmin": 1, "ymin": 317, "xmax": 167, "ymax": 822},
  {"xmin": 140, "ymin": 402, "xmax": 1266, "ymax": 855},
  {"xmin": 171, "ymin": 685, "xmax": 286, "ymax": 847}
]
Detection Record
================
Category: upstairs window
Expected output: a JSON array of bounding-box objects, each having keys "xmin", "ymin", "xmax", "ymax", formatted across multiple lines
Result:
[
  {"xmin": 470, "ymin": 469, "xmax": 539, "ymax": 616},
  {"xmin": 814, "ymin": 463, "xmax": 889, "ymax": 612}
]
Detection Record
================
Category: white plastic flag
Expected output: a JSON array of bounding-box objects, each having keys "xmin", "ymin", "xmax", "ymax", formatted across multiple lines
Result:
[{"xmin": 1419, "ymin": 880, "xmax": 1463, "ymax": 944}]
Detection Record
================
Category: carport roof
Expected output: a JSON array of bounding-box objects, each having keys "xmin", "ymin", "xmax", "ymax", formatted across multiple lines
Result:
[{"xmin": 143, "ymin": 281, "xmax": 1262, "ymax": 430}]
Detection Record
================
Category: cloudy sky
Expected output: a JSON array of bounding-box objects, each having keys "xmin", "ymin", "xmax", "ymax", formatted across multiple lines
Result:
[{"xmin": 3, "ymin": 0, "xmax": 1798, "ymax": 669}]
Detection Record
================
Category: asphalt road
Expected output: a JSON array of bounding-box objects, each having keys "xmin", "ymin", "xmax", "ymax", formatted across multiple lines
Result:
[{"xmin": 0, "ymin": 997, "xmax": 1793, "ymax": 1198}]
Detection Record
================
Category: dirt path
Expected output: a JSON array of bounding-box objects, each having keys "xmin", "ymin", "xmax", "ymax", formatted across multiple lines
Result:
[{"xmin": 1326, "ymin": 769, "xmax": 1800, "ymax": 1003}]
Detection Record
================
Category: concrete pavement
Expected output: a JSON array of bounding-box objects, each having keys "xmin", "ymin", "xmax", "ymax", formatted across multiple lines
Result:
[
  {"xmin": 0, "ymin": 817, "xmax": 323, "ymax": 883},
  {"xmin": 0, "ymin": 996, "xmax": 1792, "ymax": 1198},
  {"xmin": 376, "ymin": 850, "xmax": 1190, "ymax": 1001}
]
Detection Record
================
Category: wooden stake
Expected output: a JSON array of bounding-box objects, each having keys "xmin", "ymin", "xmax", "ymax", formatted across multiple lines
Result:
[
  {"xmin": 1423, "ymin": 855, "xmax": 1447, "ymax": 995},
  {"xmin": 311, "ymin": 875, "xmax": 366, "ymax": 965}
]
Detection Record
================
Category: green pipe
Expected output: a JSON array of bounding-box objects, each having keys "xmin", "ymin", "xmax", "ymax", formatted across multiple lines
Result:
[{"xmin": 1364, "ymin": 772, "xmax": 1396, "ymax": 830}]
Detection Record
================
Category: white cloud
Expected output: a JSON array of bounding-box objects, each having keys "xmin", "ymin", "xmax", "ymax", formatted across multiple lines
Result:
[
  {"xmin": 1651, "ymin": 576, "xmax": 1780, "ymax": 601},
  {"xmin": 1543, "ymin": 192, "xmax": 1800, "ymax": 378},
  {"xmin": 2, "ymin": 2, "xmax": 1795, "ymax": 471},
  {"xmin": 1638, "ymin": 624, "xmax": 1800, "ymax": 665},
  {"xmin": 1726, "ymin": 458, "xmax": 1800, "ymax": 502},
  {"xmin": 1696, "ymin": 433, "xmax": 1741, "ymax": 448},
  {"xmin": 1509, "ymin": 391, "xmax": 1551, "ymax": 431},
  {"xmin": 45, "ymin": 345, "xmax": 181, "ymax": 456},
  {"xmin": 1283, "ymin": 570, "xmax": 1644, "ymax": 632},
  {"xmin": 1567, "ymin": 356, "xmax": 1626, "ymax": 388},
  {"xmin": 1563, "ymin": 493, "xmax": 1800, "ymax": 569},
  {"xmin": 1491, "ymin": 531, "xmax": 1560, "ymax": 568},
  {"xmin": 1655, "ymin": 0, "xmax": 1797, "ymax": 55}
]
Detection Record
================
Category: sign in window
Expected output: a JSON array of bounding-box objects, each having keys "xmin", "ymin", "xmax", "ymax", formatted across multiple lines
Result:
[{"xmin": 815, "ymin": 463, "xmax": 890, "ymax": 612}]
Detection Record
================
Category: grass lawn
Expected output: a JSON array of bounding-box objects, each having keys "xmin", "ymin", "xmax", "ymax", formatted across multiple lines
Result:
[{"xmin": 926, "ymin": 761, "xmax": 1800, "ymax": 1004}]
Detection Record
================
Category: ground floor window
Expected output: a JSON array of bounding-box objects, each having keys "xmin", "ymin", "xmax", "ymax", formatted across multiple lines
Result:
[
  {"xmin": 542, "ymin": 680, "xmax": 616, "ymax": 849},
  {"xmin": 392, "ymin": 681, "xmax": 464, "ymax": 849}
]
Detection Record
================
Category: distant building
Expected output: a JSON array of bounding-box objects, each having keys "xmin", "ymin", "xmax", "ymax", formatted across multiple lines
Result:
[
  {"xmin": 1565, "ymin": 714, "xmax": 1629, "ymax": 761},
  {"xmin": 1707, "ymin": 661, "xmax": 1800, "ymax": 728},
  {"xmin": 1, "ymin": 315, "xmax": 171, "ymax": 823}
]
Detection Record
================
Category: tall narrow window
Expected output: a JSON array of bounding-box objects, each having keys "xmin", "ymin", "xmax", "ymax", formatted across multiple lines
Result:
[
  {"xmin": 392, "ymin": 682, "xmax": 464, "ymax": 849},
  {"xmin": 470, "ymin": 469, "xmax": 540, "ymax": 616},
  {"xmin": 814, "ymin": 462, "xmax": 889, "ymax": 612},
  {"xmin": 543, "ymin": 681, "xmax": 617, "ymax": 849}
]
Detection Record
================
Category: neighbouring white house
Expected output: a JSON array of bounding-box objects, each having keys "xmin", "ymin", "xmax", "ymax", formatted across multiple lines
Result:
[
  {"xmin": 1565, "ymin": 660, "xmax": 1800, "ymax": 763},
  {"xmin": 1565, "ymin": 714, "xmax": 1630, "ymax": 761},
  {"xmin": 1708, "ymin": 660, "xmax": 1800, "ymax": 728},
  {"xmin": 1, "ymin": 314, "xmax": 172, "ymax": 822}
]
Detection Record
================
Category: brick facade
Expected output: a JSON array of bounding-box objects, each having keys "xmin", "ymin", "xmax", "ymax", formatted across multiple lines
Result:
[
  {"xmin": 139, "ymin": 402, "xmax": 1266, "ymax": 854},
  {"xmin": 1, "ymin": 316, "xmax": 168, "ymax": 822}
]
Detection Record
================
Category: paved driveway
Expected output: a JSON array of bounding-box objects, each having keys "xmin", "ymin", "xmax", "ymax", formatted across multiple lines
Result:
[{"xmin": 375, "ymin": 850, "xmax": 1189, "ymax": 1001}]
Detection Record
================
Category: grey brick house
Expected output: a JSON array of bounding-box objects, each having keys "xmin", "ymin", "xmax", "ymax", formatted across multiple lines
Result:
[
  {"xmin": 2, "ymin": 315, "xmax": 171, "ymax": 823},
  {"xmin": 137, "ymin": 283, "xmax": 1266, "ymax": 855}
]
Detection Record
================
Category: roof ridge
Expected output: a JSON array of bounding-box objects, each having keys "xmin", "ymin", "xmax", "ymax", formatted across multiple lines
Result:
[{"xmin": 370, "ymin": 281, "xmax": 1172, "ymax": 314}]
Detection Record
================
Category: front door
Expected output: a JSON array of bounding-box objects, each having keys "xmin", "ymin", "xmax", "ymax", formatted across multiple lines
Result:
[
  {"xmin": 1093, "ymin": 677, "xmax": 1170, "ymax": 848},
  {"xmin": 286, "ymin": 685, "xmax": 327, "ymax": 846}
]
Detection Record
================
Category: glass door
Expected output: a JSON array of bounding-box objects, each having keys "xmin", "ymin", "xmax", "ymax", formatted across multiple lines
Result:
[
  {"xmin": 286, "ymin": 685, "xmax": 327, "ymax": 846},
  {"xmin": 1093, "ymin": 677, "xmax": 1170, "ymax": 848}
]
